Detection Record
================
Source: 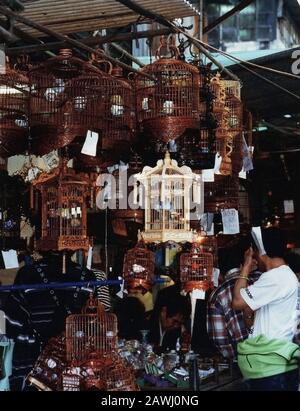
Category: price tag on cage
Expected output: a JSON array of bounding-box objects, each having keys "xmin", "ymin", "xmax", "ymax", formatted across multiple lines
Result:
[
  {"xmin": 213, "ymin": 268, "xmax": 220, "ymax": 287},
  {"xmin": 284, "ymin": 200, "xmax": 294, "ymax": 214},
  {"xmin": 202, "ymin": 168, "xmax": 215, "ymax": 182},
  {"xmin": 214, "ymin": 153, "xmax": 222, "ymax": 175},
  {"xmin": 221, "ymin": 209, "xmax": 240, "ymax": 235},
  {"xmin": 81, "ymin": 130, "xmax": 99, "ymax": 157},
  {"xmin": 86, "ymin": 246, "xmax": 93, "ymax": 270},
  {"xmin": 1, "ymin": 249, "xmax": 19, "ymax": 269},
  {"xmin": 42, "ymin": 151, "xmax": 59, "ymax": 171}
]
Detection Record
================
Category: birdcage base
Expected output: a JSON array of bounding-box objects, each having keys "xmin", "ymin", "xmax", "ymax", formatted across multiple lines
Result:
[
  {"xmin": 35, "ymin": 236, "xmax": 90, "ymax": 252},
  {"xmin": 139, "ymin": 229, "xmax": 195, "ymax": 243},
  {"xmin": 182, "ymin": 280, "xmax": 213, "ymax": 293},
  {"xmin": 142, "ymin": 117, "xmax": 199, "ymax": 143}
]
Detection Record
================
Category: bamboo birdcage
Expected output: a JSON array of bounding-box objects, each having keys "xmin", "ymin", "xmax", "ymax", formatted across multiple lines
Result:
[
  {"xmin": 104, "ymin": 358, "xmax": 138, "ymax": 391},
  {"xmin": 123, "ymin": 241, "xmax": 155, "ymax": 291},
  {"xmin": 28, "ymin": 49, "xmax": 108, "ymax": 155},
  {"xmin": 204, "ymin": 174, "xmax": 239, "ymax": 213},
  {"xmin": 32, "ymin": 159, "xmax": 90, "ymax": 251},
  {"xmin": 66, "ymin": 295, "xmax": 118, "ymax": 365},
  {"xmin": 180, "ymin": 242, "xmax": 214, "ymax": 293},
  {"xmin": 0, "ymin": 62, "xmax": 29, "ymax": 157},
  {"xmin": 134, "ymin": 151, "xmax": 202, "ymax": 243},
  {"xmin": 135, "ymin": 36, "xmax": 200, "ymax": 144},
  {"xmin": 194, "ymin": 234, "xmax": 218, "ymax": 266}
]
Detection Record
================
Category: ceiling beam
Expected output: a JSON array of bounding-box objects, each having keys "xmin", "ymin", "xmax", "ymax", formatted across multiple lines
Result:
[
  {"xmin": 0, "ymin": 5, "xmax": 151, "ymax": 77},
  {"xmin": 203, "ymin": 0, "xmax": 256, "ymax": 34},
  {"xmin": 6, "ymin": 27, "xmax": 173, "ymax": 55}
]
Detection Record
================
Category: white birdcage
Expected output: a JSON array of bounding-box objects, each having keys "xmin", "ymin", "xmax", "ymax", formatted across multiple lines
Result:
[{"xmin": 133, "ymin": 151, "xmax": 203, "ymax": 243}]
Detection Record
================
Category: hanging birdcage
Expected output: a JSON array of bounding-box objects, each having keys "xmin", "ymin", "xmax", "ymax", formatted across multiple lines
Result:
[
  {"xmin": 180, "ymin": 242, "xmax": 214, "ymax": 293},
  {"xmin": 135, "ymin": 36, "xmax": 200, "ymax": 144},
  {"xmin": 67, "ymin": 64, "xmax": 134, "ymax": 169},
  {"xmin": 194, "ymin": 233, "xmax": 218, "ymax": 266},
  {"xmin": 123, "ymin": 241, "xmax": 155, "ymax": 291},
  {"xmin": 32, "ymin": 159, "xmax": 91, "ymax": 251},
  {"xmin": 204, "ymin": 175, "xmax": 239, "ymax": 213},
  {"xmin": 225, "ymin": 95, "xmax": 243, "ymax": 134},
  {"xmin": 134, "ymin": 151, "xmax": 203, "ymax": 243},
  {"xmin": 28, "ymin": 49, "xmax": 108, "ymax": 155},
  {"xmin": 66, "ymin": 295, "xmax": 118, "ymax": 365},
  {"xmin": 0, "ymin": 170, "xmax": 27, "ymax": 250},
  {"xmin": 0, "ymin": 62, "xmax": 29, "ymax": 157}
]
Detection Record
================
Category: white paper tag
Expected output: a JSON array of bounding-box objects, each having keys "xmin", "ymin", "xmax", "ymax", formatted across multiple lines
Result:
[
  {"xmin": 81, "ymin": 130, "xmax": 99, "ymax": 157},
  {"xmin": 221, "ymin": 209, "xmax": 240, "ymax": 235},
  {"xmin": 71, "ymin": 207, "xmax": 76, "ymax": 216},
  {"xmin": 214, "ymin": 153, "xmax": 222, "ymax": 175},
  {"xmin": 86, "ymin": 246, "xmax": 93, "ymax": 270},
  {"xmin": 116, "ymin": 276, "xmax": 128, "ymax": 299},
  {"xmin": 42, "ymin": 151, "xmax": 59, "ymax": 171},
  {"xmin": 200, "ymin": 213, "xmax": 214, "ymax": 233},
  {"xmin": 239, "ymin": 169, "xmax": 247, "ymax": 179},
  {"xmin": 213, "ymin": 267, "xmax": 220, "ymax": 287},
  {"xmin": 284, "ymin": 200, "xmax": 294, "ymax": 214},
  {"xmin": 1, "ymin": 249, "xmax": 19, "ymax": 269},
  {"xmin": 0, "ymin": 310, "xmax": 5, "ymax": 335},
  {"xmin": 251, "ymin": 226, "xmax": 266, "ymax": 256},
  {"xmin": 242, "ymin": 135, "xmax": 254, "ymax": 172},
  {"xmin": 76, "ymin": 207, "xmax": 81, "ymax": 216},
  {"xmin": 202, "ymin": 168, "xmax": 215, "ymax": 182},
  {"xmin": 27, "ymin": 167, "xmax": 40, "ymax": 182}
]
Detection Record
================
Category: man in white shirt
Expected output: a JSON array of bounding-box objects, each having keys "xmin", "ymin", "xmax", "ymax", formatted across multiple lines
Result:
[{"xmin": 232, "ymin": 227, "xmax": 299, "ymax": 391}]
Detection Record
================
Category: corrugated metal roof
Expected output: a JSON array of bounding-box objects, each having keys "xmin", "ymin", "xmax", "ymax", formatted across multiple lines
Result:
[{"xmin": 11, "ymin": 0, "xmax": 200, "ymax": 37}]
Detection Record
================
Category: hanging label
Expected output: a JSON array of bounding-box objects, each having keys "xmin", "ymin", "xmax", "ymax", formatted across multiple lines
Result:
[
  {"xmin": 239, "ymin": 169, "xmax": 247, "ymax": 179},
  {"xmin": 214, "ymin": 153, "xmax": 222, "ymax": 175},
  {"xmin": 251, "ymin": 226, "xmax": 266, "ymax": 255},
  {"xmin": 1, "ymin": 249, "xmax": 19, "ymax": 269},
  {"xmin": 86, "ymin": 246, "xmax": 93, "ymax": 270},
  {"xmin": 221, "ymin": 209, "xmax": 240, "ymax": 235},
  {"xmin": 200, "ymin": 213, "xmax": 214, "ymax": 234},
  {"xmin": 284, "ymin": 200, "xmax": 294, "ymax": 214},
  {"xmin": 202, "ymin": 168, "xmax": 215, "ymax": 182},
  {"xmin": 213, "ymin": 267, "xmax": 220, "ymax": 287},
  {"xmin": 116, "ymin": 276, "xmax": 128, "ymax": 299},
  {"xmin": 81, "ymin": 130, "xmax": 99, "ymax": 157},
  {"xmin": 242, "ymin": 135, "xmax": 254, "ymax": 172},
  {"xmin": 0, "ymin": 310, "xmax": 5, "ymax": 335},
  {"xmin": 42, "ymin": 151, "xmax": 59, "ymax": 171}
]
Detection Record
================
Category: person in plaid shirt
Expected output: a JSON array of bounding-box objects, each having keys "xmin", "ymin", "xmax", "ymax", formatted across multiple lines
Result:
[{"xmin": 207, "ymin": 242, "xmax": 261, "ymax": 359}]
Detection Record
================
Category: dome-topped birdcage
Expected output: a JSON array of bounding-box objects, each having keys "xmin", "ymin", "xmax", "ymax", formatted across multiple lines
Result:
[
  {"xmin": 0, "ymin": 62, "xmax": 29, "ymax": 157},
  {"xmin": 32, "ymin": 159, "xmax": 91, "ymax": 251},
  {"xmin": 66, "ymin": 295, "xmax": 118, "ymax": 365},
  {"xmin": 180, "ymin": 242, "xmax": 214, "ymax": 293},
  {"xmin": 28, "ymin": 49, "xmax": 109, "ymax": 155},
  {"xmin": 123, "ymin": 240, "xmax": 155, "ymax": 292},
  {"xmin": 67, "ymin": 64, "xmax": 134, "ymax": 169},
  {"xmin": 134, "ymin": 151, "xmax": 203, "ymax": 243},
  {"xmin": 135, "ymin": 36, "xmax": 200, "ymax": 144}
]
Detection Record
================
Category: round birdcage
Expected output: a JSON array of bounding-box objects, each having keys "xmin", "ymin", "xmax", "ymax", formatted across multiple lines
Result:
[
  {"xmin": 180, "ymin": 243, "xmax": 214, "ymax": 293},
  {"xmin": 225, "ymin": 95, "xmax": 243, "ymax": 134},
  {"xmin": 0, "ymin": 62, "xmax": 29, "ymax": 157},
  {"xmin": 123, "ymin": 240, "xmax": 155, "ymax": 291},
  {"xmin": 204, "ymin": 174, "xmax": 239, "ymax": 213},
  {"xmin": 28, "ymin": 49, "xmax": 108, "ymax": 155},
  {"xmin": 135, "ymin": 37, "xmax": 200, "ymax": 144},
  {"xmin": 66, "ymin": 296, "xmax": 118, "ymax": 365}
]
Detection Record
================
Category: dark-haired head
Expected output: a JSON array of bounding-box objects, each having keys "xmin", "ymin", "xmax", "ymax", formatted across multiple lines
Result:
[{"xmin": 261, "ymin": 227, "xmax": 287, "ymax": 259}]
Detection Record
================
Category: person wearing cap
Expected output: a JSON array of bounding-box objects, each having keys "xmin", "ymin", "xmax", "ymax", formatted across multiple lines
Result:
[{"xmin": 232, "ymin": 227, "xmax": 300, "ymax": 391}]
